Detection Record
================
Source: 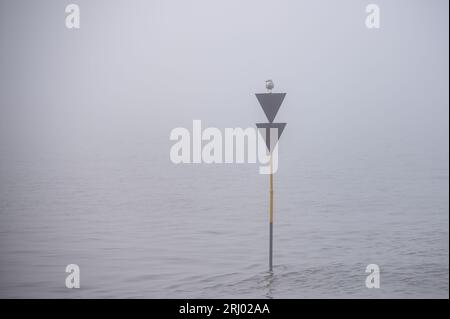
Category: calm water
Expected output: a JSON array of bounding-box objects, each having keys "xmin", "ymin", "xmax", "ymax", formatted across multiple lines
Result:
[{"xmin": 0, "ymin": 138, "xmax": 448, "ymax": 298}]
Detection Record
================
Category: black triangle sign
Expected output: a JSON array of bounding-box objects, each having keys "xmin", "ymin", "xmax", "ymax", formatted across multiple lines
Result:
[
  {"xmin": 256, "ymin": 123, "xmax": 287, "ymax": 152},
  {"xmin": 255, "ymin": 93, "xmax": 286, "ymax": 123}
]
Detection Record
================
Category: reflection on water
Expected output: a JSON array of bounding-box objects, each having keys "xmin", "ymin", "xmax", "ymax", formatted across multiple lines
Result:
[{"xmin": 263, "ymin": 271, "xmax": 275, "ymax": 299}]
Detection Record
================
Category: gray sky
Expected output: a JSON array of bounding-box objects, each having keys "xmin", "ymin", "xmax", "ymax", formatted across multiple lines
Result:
[{"xmin": 0, "ymin": 0, "xmax": 448, "ymax": 169}]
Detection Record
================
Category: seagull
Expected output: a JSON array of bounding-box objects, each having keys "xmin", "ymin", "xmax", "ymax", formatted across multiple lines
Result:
[{"xmin": 265, "ymin": 80, "xmax": 274, "ymax": 93}]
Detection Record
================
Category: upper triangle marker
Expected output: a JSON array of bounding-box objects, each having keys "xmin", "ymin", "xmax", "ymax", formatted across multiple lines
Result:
[{"xmin": 255, "ymin": 93, "xmax": 286, "ymax": 123}]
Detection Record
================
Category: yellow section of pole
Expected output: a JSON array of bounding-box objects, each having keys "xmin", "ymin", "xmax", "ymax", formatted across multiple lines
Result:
[
  {"xmin": 269, "ymin": 155, "xmax": 273, "ymax": 223},
  {"xmin": 269, "ymin": 154, "xmax": 273, "ymax": 271}
]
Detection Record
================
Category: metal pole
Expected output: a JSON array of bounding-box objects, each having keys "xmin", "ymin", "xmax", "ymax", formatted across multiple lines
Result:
[{"xmin": 269, "ymin": 153, "xmax": 273, "ymax": 272}]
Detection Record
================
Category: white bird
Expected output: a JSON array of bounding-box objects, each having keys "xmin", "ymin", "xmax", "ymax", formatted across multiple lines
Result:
[{"xmin": 265, "ymin": 80, "xmax": 274, "ymax": 93}]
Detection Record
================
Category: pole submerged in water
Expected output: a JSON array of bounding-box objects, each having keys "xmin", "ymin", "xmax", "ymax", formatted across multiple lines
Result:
[{"xmin": 255, "ymin": 80, "xmax": 287, "ymax": 272}]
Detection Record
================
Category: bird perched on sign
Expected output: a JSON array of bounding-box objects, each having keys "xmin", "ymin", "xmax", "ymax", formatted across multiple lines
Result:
[{"xmin": 265, "ymin": 80, "xmax": 274, "ymax": 93}]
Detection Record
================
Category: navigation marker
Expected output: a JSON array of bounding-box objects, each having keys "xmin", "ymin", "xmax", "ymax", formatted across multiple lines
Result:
[
  {"xmin": 255, "ymin": 80, "xmax": 287, "ymax": 272},
  {"xmin": 255, "ymin": 93, "xmax": 286, "ymax": 123},
  {"xmin": 256, "ymin": 123, "xmax": 287, "ymax": 152}
]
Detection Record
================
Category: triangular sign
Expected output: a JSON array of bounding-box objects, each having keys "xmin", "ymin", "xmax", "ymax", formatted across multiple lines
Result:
[
  {"xmin": 256, "ymin": 123, "xmax": 287, "ymax": 152},
  {"xmin": 255, "ymin": 93, "xmax": 286, "ymax": 123}
]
